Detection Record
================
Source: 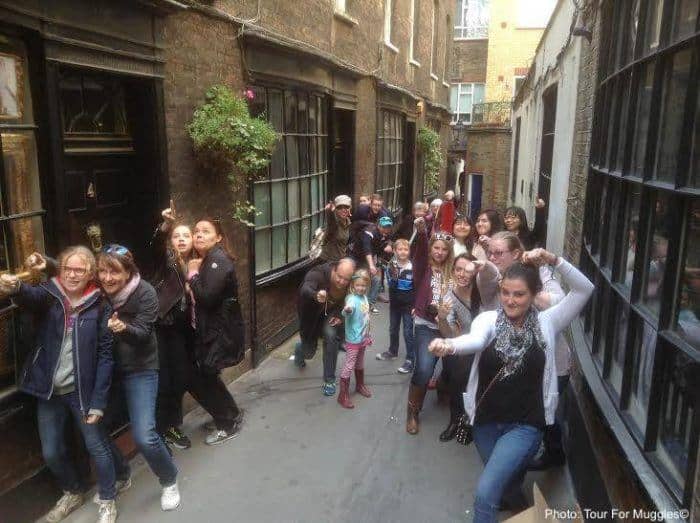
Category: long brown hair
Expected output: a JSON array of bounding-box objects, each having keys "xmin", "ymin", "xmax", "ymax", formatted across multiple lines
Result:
[
  {"xmin": 429, "ymin": 234, "xmax": 455, "ymax": 283},
  {"xmin": 195, "ymin": 218, "xmax": 236, "ymax": 261}
]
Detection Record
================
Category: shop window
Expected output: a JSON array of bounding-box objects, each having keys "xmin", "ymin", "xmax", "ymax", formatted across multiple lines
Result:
[
  {"xmin": 59, "ymin": 73, "xmax": 128, "ymax": 135},
  {"xmin": 0, "ymin": 36, "xmax": 46, "ymax": 391},
  {"xmin": 628, "ymin": 316, "xmax": 657, "ymax": 433},
  {"xmin": 454, "ymin": 0, "xmax": 489, "ymax": 39},
  {"xmin": 450, "ymin": 83, "xmax": 484, "ymax": 124},
  {"xmin": 642, "ymin": 192, "xmax": 674, "ymax": 316},
  {"xmin": 671, "ymin": 0, "xmax": 699, "ymax": 42},
  {"xmin": 608, "ymin": 295, "xmax": 630, "ymax": 395},
  {"xmin": 630, "ymin": 64, "xmax": 655, "ymax": 177},
  {"xmin": 676, "ymin": 200, "xmax": 700, "ymax": 350},
  {"xmin": 620, "ymin": 183, "xmax": 643, "ymax": 291},
  {"xmin": 376, "ymin": 110, "xmax": 405, "ymax": 214},
  {"xmin": 643, "ymin": 0, "xmax": 665, "ymax": 55},
  {"xmin": 252, "ymin": 88, "xmax": 328, "ymax": 276}
]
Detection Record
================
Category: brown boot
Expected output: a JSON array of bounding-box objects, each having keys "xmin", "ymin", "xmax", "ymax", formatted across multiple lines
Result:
[
  {"xmin": 355, "ymin": 369, "xmax": 372, "ymax": 398},
  {"xmin": 406, "ymin": 384, "xmax": 427, "ymax": 435},
  {"xmin": 338, "ymin": 378, "xmax": 354, "ymax": 409}
]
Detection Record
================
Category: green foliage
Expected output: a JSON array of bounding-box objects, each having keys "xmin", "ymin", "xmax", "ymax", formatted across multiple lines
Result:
[
  {"xmin": 417, "ymin": 127, "xmax": 444, "ymax": 194},
  {"xmin": 187, "ymin": 85, "xmax": 279, "ymax": 223}
]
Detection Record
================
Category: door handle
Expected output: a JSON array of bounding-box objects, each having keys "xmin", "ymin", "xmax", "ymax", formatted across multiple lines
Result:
[{"xmin": 86, "ymin": 223, "xmax": 103, "ymax": 253}]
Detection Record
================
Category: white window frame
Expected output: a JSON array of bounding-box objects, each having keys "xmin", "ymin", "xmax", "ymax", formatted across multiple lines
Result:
[
  {"xmin": 430, "ymin": 0, "xmax": 438, "ymax": 79},
  {"xmin": 454, "ymin": 0, "xmax": 490, "ymax": 40},
  {"xmin": 335, "ymin": 0, "xmax": 346, "ymax": 12},
  {"xmin": 384, "ymin": 0, "xmax": 399, "ymax": 53},
  {"xmin": 450, "ymin": 82, "xmax": 485, "ymax": 124},
  {"xmin": 409, "ymin": 0, "xmax": 421, "ymax": 65}
]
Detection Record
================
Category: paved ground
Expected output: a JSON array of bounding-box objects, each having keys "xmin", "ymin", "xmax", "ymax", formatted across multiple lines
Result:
[{"xmin": 61, "ymin": 302, "xmax": 576, "ymax": 523}]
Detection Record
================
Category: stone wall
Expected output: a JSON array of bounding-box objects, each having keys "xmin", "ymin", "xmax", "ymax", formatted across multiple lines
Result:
[{"xmin": 450, "ymin": 39, "xmax": 488, "ymax": 84}]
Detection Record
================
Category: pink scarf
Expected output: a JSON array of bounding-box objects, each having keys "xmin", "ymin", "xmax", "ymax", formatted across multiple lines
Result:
[{"xmin": 110, "ymin": 273, "xmax": 141, "ymax": 310}]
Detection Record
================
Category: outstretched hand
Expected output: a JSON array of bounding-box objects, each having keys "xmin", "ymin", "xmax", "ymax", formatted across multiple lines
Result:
[
  {"xmin": 522, "ymin": 248, "xmax": 557, "ymax": 267},
  {"xmin": 107, "ymin": 312, "xmax": 126, "ymax": 333},
  {"xmin": 25, "ymin": 252, "xmax": 47, "ymax": 273},
  {"xmin": 0, "ymin": 273, "xmax": 20, "ymax": 295},
  {"xmin": 429, "ymin": 338, "xmax": 454, "ymax": 357}
]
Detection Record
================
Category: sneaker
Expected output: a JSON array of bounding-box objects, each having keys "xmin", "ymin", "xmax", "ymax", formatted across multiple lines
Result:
[
  {"xmin": 93, "ymin": 476, "xmax": 132, "ymax": 503},
  {"xmin": 376, "ymin": 351, "xmax": 398, "ymax": 361},
  {"xmin": 96, "ymin": 499, "xmax": 117, "ymax": 523},
  {"xmin": 370, "ymin": 307, "xmax": 380, "ymax": 314},
  {"xmin": 161, "ymin": 483, "xmax": 181, "ymax": 511},
  {"xmin": 46, "ymin": 492, "xmax": 83, "ymax": 522},
  {"xmin": 164, "ymin": 427, "xmax": 192, "ymax": 450},
  {"xmin": 322, "ymin": 381, "xmax": 337, "ymax": 396},
  {"xmin": 397, "ymin": 360, "xmax": 414, "ymax": 374},
  {"xmin": 205, "ymin": 427, "xmax": 240, "ymax": 446}
]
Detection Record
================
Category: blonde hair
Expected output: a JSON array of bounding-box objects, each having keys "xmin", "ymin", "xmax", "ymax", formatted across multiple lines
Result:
[
  {"xmin": 394, "ymin": 238, "xmax": 410, "ymax": 250},
  {"xmin": 490, "ymin": 231, "xmax": 524, "ymax": 258},
  {"xmin": 58, "ymin": 246, "xmax": 97, "ymax": 279},
  {"xmin": 429, "ymin": 235, "xmax": 455, "ymax": 283},
  {"xmin": 350, "ymin": 268, "xmax": 371, "ymax": 294}
]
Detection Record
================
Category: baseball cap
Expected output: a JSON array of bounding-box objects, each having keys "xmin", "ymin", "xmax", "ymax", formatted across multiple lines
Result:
[
  {"xmin": 378, "ymin": 216, "xmax": 393, "ymax": 227},
  {"xmin": 334, "ymin": 195, "xmax": 352, "ymax": 207}
]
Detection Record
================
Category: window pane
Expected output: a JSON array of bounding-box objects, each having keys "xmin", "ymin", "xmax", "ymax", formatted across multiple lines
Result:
[
  {"xmin": 8, "ymin": 216, "xmax": 44, "ymax": 272},
  {"xmin": 615, "ymin": 74, "xmax": 631, "ymax": 172},
  {"xmin": 473, "ymin": 83, "xmax": 485, "ymax": 104},
  {"xmin": 248, "ymin": 86, "xmax": 266, "ymax": 118},
  {"xmin": 308, "ymin": 96, "xmax": 317, "ymax": 136},
  {"xmin": 654, "ymin": 49, "xmax": 692, "ymax": 184},
  {"xmin": 284, "ymin": 91, "xmax": 297, "ymax": 132},
  {"xmin": 450, "ymin": 86, "xmax": 459, "ymax": 113},
  {"xmin": 271, "ymin": 182, "xmax": 287, "ymax": 224},
  {"xmin": 268, "ymin": 89, "xmax": 283, "ymax": 132},
  {"xmin": 301, "ymin": 178, "xmax": 310, "ymax": 216},
  {"xmin": 309, "ymin": 136, "xmax": 318, "ymax": 173},
  {"xmin": 297, "ymin": 93, "xmax": 308, "ymax": 134},
  {"xmin": 255, "ymin": 229, "xmax": 271, "ymax": 274},
  {"xmin": 626, "ymin": 0, "xmax": 641, "ymax": 63},
  {"xmin": 254, "ymin": 183, "xmax": 270, "ymax": 227},
  {"xmin": 287, "ymin": 180, "xmax": 300, "ymax": 220},
  {"xmin": 689, "ymin": 86, "xmax": 699, "ymax": 188},
  {"xmin": 319, "ymin": 97, "xmax": 327, "ymax": 135},
  {"xmin": 643, "ymin": 192, "xmax": 673, "ymax": 315},
  {"xmin": 272, "ymin": 226, "xmax": 287, "ymax": 267},
  {"xmin": 677, "ymin": 200, "xmax": 700, "ymax": 349},
  {"xmin": 316, "ymin": 137, "xmax": 324, "ymax": 173},
  {"xmin": 609, "ymin": 299, "xmax": 630, "ymax": 394},
  {"xmin": 631, "ymin": 64, "xmax": 654, "ymax": 177},
  {"xmin": 656, "ymin": 347, "xmax": 696, "ymax": 489},
  {"xmin": 1, "ymin": 132, "xmax": 42, "ymax": 216},
  {"xmin": 287, "ymin": 221, "xmax": 300, "ymax": 262},
  {"xmin": 270, "ymin": 140, "xmax": 285, "ymax": 180},
  {"xmin": 319, "ymin": 137, "xmax": 327, "ymax": 170},
  {"xmin": 285, "ymin": 136, "xmax": 299, "ymax": 177},
  {"xmin": 301, "ymin": 217, "xmax": 312, "ymax": 255},
  {"xmin": 643, "ymin": 0, "xmax": 664, "ymax": 55},
  {"xmin": 622, "ymin": 184, "xmax": 642, "ymax": 289},
  {"xmin": 629, "ymin": 318, "xmax": 657, "ymax": 432},
  {"xmin": 603, "ymin": 181, "xmax": 621, "ymax": 268},
  {"xmin": 671, "ymin": 0, "xmax": 699, "ymax": 41},
  {"xmin": 311, "ymin": 176, "xmax": 319, "ymax": 213}
]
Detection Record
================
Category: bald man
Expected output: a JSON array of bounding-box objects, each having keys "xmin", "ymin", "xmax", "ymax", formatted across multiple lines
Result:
[{"xmin": 296, "ymin": 258, "xmax": 356, "ymax": 396}]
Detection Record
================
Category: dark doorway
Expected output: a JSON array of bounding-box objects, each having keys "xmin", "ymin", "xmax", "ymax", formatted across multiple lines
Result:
[
  {"xmin": 467, "ymin": 173, "xmax": 483, "ymax": 222},
  {"xmin": 53, "ymin": 68, "xmax": 162, "ymax": 274},
  {"xmin": 330, "ymin": 108, "xmax": 355, "ymax": 200},
  {"xmin": 538, "ymin": 84, "xmax": 557, "ymax": 247},
  {"xmin": 402, "ymin": 121, "xmax": 416, "ymax": 216}
]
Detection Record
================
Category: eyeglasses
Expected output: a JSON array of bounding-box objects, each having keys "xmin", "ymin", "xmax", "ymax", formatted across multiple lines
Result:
[
  {"xmin": 103, "ymin": 244, "xmax": 130, "ymax": 256},
  {"xmin": 62, "ymin": 266, "xmax": 87, "ymax": 277},
  {"xmin": 487, "ymin": 249, "xmax": 511, "ymax": 258},
  {"xmin": 433, "ymin": 232, "xmax": 454, "ymax": 242}
]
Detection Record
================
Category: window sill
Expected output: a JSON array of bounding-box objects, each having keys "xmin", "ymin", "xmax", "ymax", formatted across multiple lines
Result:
[
  {"xmin": 333, "ymin": 10, "xmax": 358, "ymax": 26},
  {"xmin": 454, "ymin": 37, "xmax": 489, "ymax": 41},
  {"xmin": 442, "ymin": 81, "xmax": 450, "ymax": 88},
  {"xmin": 255, "ymin": 256, "xmax": 319, "ymax": 287},
  {"xmin": 384, "ymin": 41, "xmax": 399, "ymax": 54},
  {"xmin": 430, "ymin": 73, "xmax": 439, "ymax": 81},
  {"xmin": 409, "ymin": 58, "xmax": 421, "ymax": 67}
]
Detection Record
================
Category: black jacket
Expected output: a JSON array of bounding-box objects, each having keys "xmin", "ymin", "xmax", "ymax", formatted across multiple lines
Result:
[
  {"xmin": 297, "ymin": 262, "xmax": 346, "ymax": 343},
  {"xmin": 150, "ymin": 226, "xmax": 188, "ymax": 326},
  {"xmin": 189, "ymin": 245, "xmax": 245, "ymax": 372},
  {"xmin": 348, "ymin": 221, "xmax": 392, "ymax": 265},
  {"xmin": 111, "ymin": 279, "xmax": 159, "ymax": 374}
]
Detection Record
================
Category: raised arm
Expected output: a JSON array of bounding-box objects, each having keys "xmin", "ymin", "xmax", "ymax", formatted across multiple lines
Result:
[
  {"xmin": 476, "ymin": 260, "xmax": 500, "ymax": 312},
  {"xmin": 430, "ymin": 310, "xmax": 496, "ymax": 356},
  {"xmin": 540, "ymin": 258, "xmax": 594, "ymax": 335}
]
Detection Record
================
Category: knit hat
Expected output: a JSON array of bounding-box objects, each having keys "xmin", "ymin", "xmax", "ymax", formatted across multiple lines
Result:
[
  {"xmin": 378, "ymin": 216, "xmax": 393, "ymax": 228},
  {"xmin": 334, "ymin": 195, "xmax": 352, "ymax": 207},
  {"xmin": 431, "ymin": 198, "xmax": 443, "ymax": 207}
]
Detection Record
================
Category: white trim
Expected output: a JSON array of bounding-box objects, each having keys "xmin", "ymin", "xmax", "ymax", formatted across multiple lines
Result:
[
  {"xmin": 410, "ymin": 58, "xmax": 422, "ymax": 67},
  {"xmin": 430, "ymin": 73, "xmax": 439, "ymax": 81},
  {"xmin": 442, "ymin": 81, "xmax": 450, "ymax": 88},
  {"xmin": 385, "ymin": 41, "xmax": 399, "ymax": 54},
  {"xmin": 334, "ymin": 10, "xmax": 359, "ymax": 26},
  {"xmin": 429, "ymin": 0, "xmax": 437, "ymax": 76},
  {"xmin": 409, "ymin": 0, "xmax": 419, "ymax": 63},
  {"xmin": 453, "ymin": 37, "xmax": 489, "ymax": 41}
]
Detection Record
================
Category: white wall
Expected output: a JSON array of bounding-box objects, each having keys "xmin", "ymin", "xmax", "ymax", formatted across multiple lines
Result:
[{"xmin": 508, "ymin": 0, "xmax": 581, "ymax": 254}]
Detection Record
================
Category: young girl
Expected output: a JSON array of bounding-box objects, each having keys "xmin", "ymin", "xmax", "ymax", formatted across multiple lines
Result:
[{"xmin": 338, "ymin": 269, "xmax": 373, "ymax": 409}]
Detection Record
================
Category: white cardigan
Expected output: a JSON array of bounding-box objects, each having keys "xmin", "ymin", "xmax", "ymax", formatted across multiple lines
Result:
[{"xmin": 452, "ymin": 258, "xmax": 594, "ymax": 426}]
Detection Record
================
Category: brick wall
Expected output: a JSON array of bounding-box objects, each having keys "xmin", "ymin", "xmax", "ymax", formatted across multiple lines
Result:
[
  {"xmin": 450, "ymin": 39, "xmax": 488, "ymax": 83},
  {"xmin": 464, "ymin": 128, "xmax": 512, "ymax": 212}
]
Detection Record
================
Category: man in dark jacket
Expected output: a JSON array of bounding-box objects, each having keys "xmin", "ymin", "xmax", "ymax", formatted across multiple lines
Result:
[
  {"xmin": 295, "ymin": 258, "xmax": 355, "ymax": 396},
  {"xmin": 348, "ymin": 216, "xmax": 393, "ymax": 311}
]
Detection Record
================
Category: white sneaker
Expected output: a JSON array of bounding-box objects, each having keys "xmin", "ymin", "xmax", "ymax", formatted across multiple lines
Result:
[
  {"xmin": 204, "ymin": 428, "xmax": 239, "ymax": 446},
  {"xmin": 45, "ymin": 492, "xmax": 83, "ymax": 522},
  {"xmin": 96, "ymin": 499, "xmax": 117, "ymax": 523},
  {"xmin": 161, "ymin": 483, "xmax": 181, "ymax": 511},
  {"xmin": 93, "ymin": 476, "xmax": 132, "ymax": 503}
]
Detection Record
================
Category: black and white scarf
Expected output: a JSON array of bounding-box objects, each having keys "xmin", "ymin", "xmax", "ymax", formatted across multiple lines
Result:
[{"xmin": 493, "ymin": 306, "xmax": 546, "ymax": 379}]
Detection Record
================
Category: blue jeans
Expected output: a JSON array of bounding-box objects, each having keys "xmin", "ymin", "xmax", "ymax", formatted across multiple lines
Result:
[
  {"xmin": 110, "ymin": 371, "xmax": 178, "ymax": 486},
  {"xmin": 368, "ymin": 274, "xmax": 381, "ymax": 305},
  {"xmin": 388, "ymin": 300, "xmax": 415, "ymax": 362},
  {"xmin": 37, "ymin": 392, "xmax": 117, "ymax": 500},
  {"xmin": 472, "ymin": 423, "xmax": 543, "ymax": 523},
  {"xmin": 296, "ymin": 319, "xmax": 344, "ymax": 383},
  {"xmin": 411, "ymin": 324, "xmax": 441, "ymax": 386}
]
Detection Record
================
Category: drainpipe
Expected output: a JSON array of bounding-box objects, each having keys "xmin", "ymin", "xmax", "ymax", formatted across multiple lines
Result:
[{"xmin": 247, "ymin": 186, "xmax": 259, "ymax": 368}]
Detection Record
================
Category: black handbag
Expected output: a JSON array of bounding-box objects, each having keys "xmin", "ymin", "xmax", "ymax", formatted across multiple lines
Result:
[{"xmin": 455, "ymin": 366, "xmax": 506, "ymax": 446}]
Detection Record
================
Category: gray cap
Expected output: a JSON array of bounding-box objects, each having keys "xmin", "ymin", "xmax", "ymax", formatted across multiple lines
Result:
[{"xmin": 334, "ymin": 195, "xmax": 352, "ymax": 207}]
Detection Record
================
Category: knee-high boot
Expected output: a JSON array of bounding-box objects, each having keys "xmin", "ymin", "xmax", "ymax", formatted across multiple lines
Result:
[{"xmin": 406, "ymin": 384, "xmax": 427, "ymax": 435}]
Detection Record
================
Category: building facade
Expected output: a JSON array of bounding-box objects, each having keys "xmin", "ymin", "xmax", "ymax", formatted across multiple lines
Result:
[
  {"xmin": 511, "ymin": 0, "xmax": 700, "ymax": 518},
  {"xmin": 449, "ymin": 0, "xmax": 555, "ymax": 217},
  {"xmin": 0, "ymin": 0, "xmax": 454, "ymax": 512}
]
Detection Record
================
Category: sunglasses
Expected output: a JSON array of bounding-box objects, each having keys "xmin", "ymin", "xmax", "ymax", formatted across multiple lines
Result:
[
  {"xmin": 433, "ymin": 232, "xmax": 454, "ymax": 242},
  {"xmin": 102, "ymin": 244, "xmax": 130, "ymax": 256}
]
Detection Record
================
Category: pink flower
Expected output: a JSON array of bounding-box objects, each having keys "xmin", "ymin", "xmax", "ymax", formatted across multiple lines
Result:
[{"xmin": 244, "ymin": 89, "xmax": 255, "ymax": 100}]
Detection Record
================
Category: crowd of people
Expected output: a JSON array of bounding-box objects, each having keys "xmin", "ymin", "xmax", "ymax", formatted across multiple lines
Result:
[
  {"xmin": 0, "ymin": 209, "xmax": 245, "ymax": 523},
  {"xmin": 297, "ymin": 192, "xmax": 593, "ymax": 522}
]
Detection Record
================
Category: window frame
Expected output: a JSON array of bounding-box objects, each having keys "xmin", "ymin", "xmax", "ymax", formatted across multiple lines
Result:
[
  {"xmin": 454, "ymin": 0, "xmax": 490, "ymax": 40},
  {"xmin": 375, "ymin": 109, "xmax": 406, "ymax": 216},
  {"xmin": 450, "ymin": 82, "xmax": 485, "ymax": 124}
]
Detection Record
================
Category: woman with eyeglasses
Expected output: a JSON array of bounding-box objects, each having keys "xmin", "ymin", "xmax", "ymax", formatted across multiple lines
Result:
[
  {"xmin": 0, "ymin": 247, "xmax": 119, "ymax": 523},
  {"xmin": 97, "ymin": 245, "xmax": 181, "ymax": 512},
  {"xmin": 186, "ymin": 218, "xmax": 244, "ymax": 446},
  {"xmin": 472, "ymin": 210, "xmax": 504, "ymax": 262},
  {"xmin": 429, "ymin": 253, "xmax": 593, "ymax": 522},
  {"xmin": 405, "ymin": 218, "xmax": 455, "ymax": 435}
]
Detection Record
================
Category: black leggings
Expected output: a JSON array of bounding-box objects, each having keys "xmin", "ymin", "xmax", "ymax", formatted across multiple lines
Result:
[{"xmin": 441, "ymin": 353, "xmax": 474, "ymax": 420}]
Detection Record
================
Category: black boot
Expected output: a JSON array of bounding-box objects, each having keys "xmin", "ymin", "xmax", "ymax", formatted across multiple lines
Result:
[{"xmin": 439, "ymin": 416, "xmax": 459, "ymax": 442}]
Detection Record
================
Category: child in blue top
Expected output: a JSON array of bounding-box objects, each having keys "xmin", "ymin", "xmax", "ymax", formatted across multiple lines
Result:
[{"xmin": 338, "ymin": 269, "xmax": 373, "ymax": 409}]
